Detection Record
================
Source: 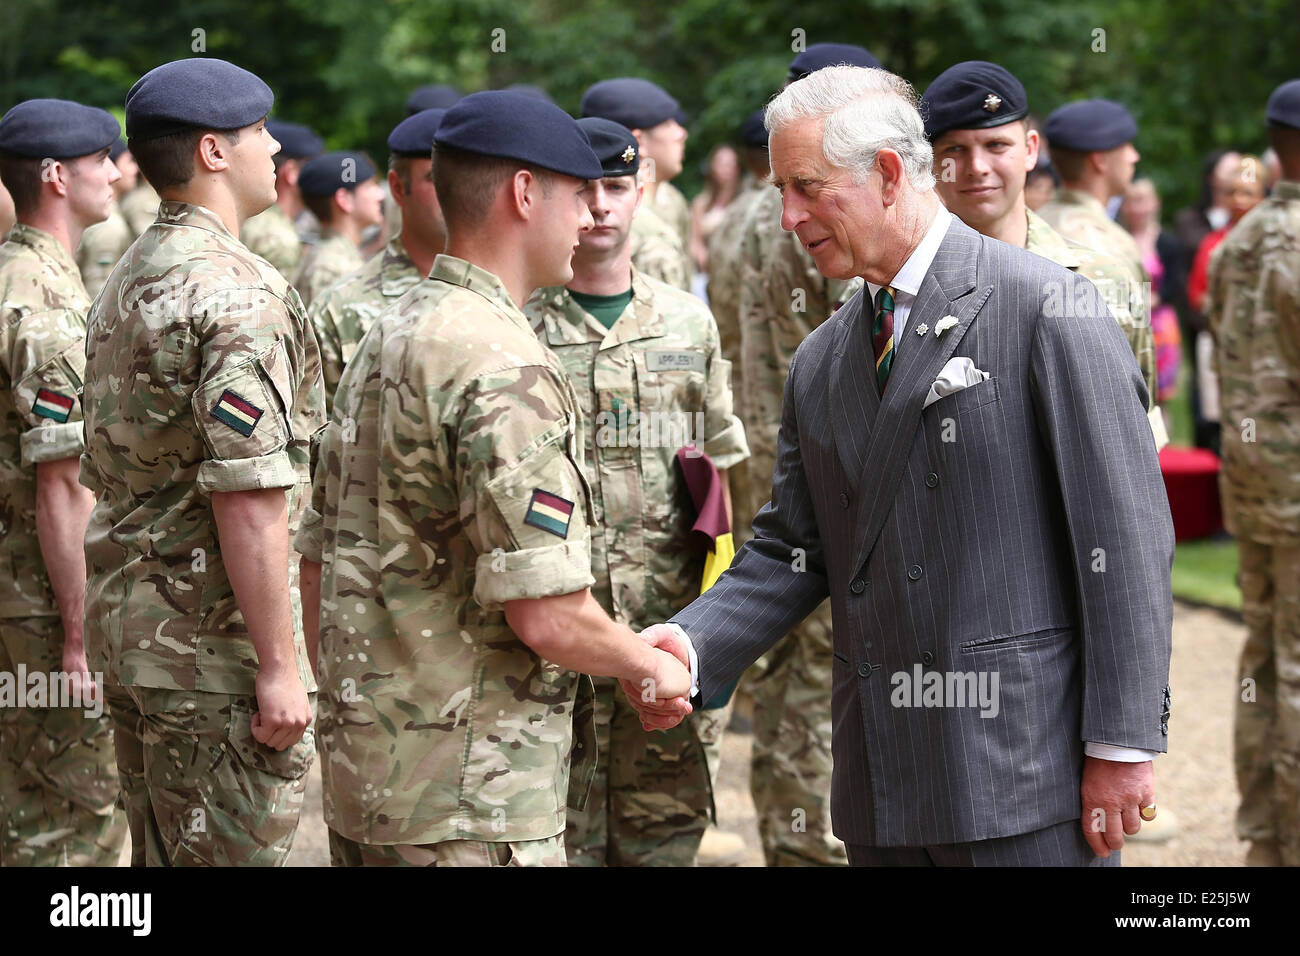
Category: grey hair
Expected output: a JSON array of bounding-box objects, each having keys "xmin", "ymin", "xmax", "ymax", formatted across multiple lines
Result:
[{"xmin": 765, "ymin": 65, "xmax": 936, "ymax": 191}]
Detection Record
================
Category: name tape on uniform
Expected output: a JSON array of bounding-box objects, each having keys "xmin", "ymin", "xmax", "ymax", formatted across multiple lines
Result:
[{"xmin": 645, "ymin": 349, "xmax": 705, "ymax": 373}]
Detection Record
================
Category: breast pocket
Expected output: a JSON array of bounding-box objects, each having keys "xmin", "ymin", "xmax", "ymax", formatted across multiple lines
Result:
[{"xmin": 633, "ymin": 351, "xmax": 707, "ymax": 517}]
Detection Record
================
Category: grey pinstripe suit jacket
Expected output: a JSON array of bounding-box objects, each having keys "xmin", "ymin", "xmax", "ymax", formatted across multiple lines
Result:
[{"xmin": 672, "ymin": 216, "xmax": 1174, "ymax": 847}]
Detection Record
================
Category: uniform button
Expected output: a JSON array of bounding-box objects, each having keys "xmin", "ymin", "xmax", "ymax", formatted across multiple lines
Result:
[
  {"xmin": 857, "ymin": 663, "xmax": 872, "ymax": 678},
  {"xmin": 925, "ymin": 472, "xmax": 939, "ymax": 488},
  {"xmin": 839, "ymin": 492, "xmax": 850, "ymax": 508},
  {"xmin": 908, "ymin": 565, "xmax": 923, "ymax": 581},
  {"xmin": 850, "ymin": 577, "xmax": 866, "ymax": 594},
  {"xmin": 921, "ymin": 651, "xmax": 934, "ymax": 666}
]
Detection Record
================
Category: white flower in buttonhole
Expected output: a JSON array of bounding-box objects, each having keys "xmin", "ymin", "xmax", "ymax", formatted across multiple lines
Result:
[
  {"xmin": 915, "ymin": 322, "xmax": 929, "ymax": 336},
  {"xmin": 934, "ymin": 315, "xmax": 959, "ymax": 336}
]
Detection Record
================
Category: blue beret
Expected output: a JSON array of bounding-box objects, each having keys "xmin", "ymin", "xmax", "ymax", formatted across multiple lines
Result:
[
  {"xmin": 740, "ymin": 110, "xmax": 768, "ymax": 149},
  {"xmin": 435, "ymin": 90, "xmax": 602, "ymax": 180},
  {"xmin": 577, "ymin": 117, "xmax": 639, "ymax": 177},
  {"xmin": 126, "ymin": 58, "xmax": 273, "ymax": 141},
  {"xmin": 0, "ymin": 99, "xmax": 120, "ymax": 159},
  {"xmin": 921, "ymin": 61, "xmax": 1028, "ymax": 141},
  {"xmin": 387, "ymin": 109, "xmax": 446, "ymax": 157},
  {"xmin": 298, "ymin": 151, "xmax": 378, "ymax": 197},
  {"xmin": 110, "ymin": 138, "xmax": 129, "ymax": 162},
  {"xmin": 1044, "ymin": 99, "xmax": 1138, "ymax": 152},
  {"xmin": 581, "ymin": 78, "xmax": 679, "ymax": 131},
  {"xmin": 266, "ymin": 120, "xmax": 323, "ymax": 160},
  {"xmin": 405, "ymin": 84, "xmax": 461, "ymax": 116},
  {"xmin": 506, "ymin": 84, "xmax": 555, "ymax": 105},
  {"xmin": 788, "ymin": 43, "xmax": 881, "ymax": 82},
  {"xmin": 1266, "ymin": 79, "xmax": 1300, "ymax": 130}
]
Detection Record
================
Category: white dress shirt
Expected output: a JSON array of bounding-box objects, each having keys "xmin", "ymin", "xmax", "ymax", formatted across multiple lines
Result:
[{"xmin": 666, "ymin": 203, "xmax": 1158, "ymax": 764}]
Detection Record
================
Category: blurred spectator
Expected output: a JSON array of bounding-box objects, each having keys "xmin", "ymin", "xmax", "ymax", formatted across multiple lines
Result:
[
  {"xmin": 1174, "ymin": 148, "xmax": 1240, "ymax": 450},
  {"xmin": 1186, "ymin": 154, "xmax": 1267, "ymax": 456},
  {"xmin": 1261, "ymin": 147, "xmax": 1282, "ymax": 191},
  {"xmin": 1121, "ymin": 176, "xmax": 1183, "ymax": 404},
  {"xmin": 0, "ymin": 180, "xmax": 14, "ymax": 236},
  {"xmin": 689, "ymin": 144, "xmax": 740, "ymax": 273},
  {"xmin": 1024, "ymin": 161, "xmax": 1058, "ymax": 211}
]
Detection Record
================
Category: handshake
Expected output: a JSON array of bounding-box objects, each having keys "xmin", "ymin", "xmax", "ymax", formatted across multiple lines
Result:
[{"xmin": 620, "ymin": 623, "xmax": 697, "ymax": 732}]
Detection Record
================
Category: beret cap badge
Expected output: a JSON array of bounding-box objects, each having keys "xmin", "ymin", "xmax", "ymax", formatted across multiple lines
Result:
[
  {"xmin": 621, "ymin": 145, "xmax": 636, "ymax": 164},
  {"xmin": 983, "ymin": 93, "xmax": 1002, "ymax": 113}
]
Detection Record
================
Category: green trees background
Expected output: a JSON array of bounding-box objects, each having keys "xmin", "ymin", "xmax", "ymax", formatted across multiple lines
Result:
[{"xmin": 3, "ymin": 0, "xmax": 1296, "ymax": 212}]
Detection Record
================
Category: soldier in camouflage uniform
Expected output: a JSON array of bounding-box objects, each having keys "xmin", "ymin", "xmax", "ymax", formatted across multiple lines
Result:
[
  {"xmin": 308, "ymin": 109, "xmax": 446, "ymax": 412},
  {"xmin": 294, "ymin": 92, "xmax": 691, "ymax": 867},
  {"xmin": 0, "ymin": 99, "xmax": 128, "ymax": 867},
  {"xmin": 1038, "ymin": 99, "xmax": 1148, "ymax": 287},
  {"xmin": 524, "ymin": 118, "xmax": 748, "ymax": 866},
  {"xmin": 292, "ymin": 151, "xmax": 385, "ymax": 310},
  {"xmin": 706, "ymin": 111, "xmax": 771, "ymax": 546},
  {"xmin": 583, "ymin": 79, "xmax": 694, "ymax": 291},
  {"xmin": 81, "ymin": 59, "xmax": 325, "ymax": 867},
  {"xmin": 1206, "ymin": 79, "xmax": 1300, "ymax": 868},
  {"xmin": 922, "ymin": 62, "xmax": 1159, "ymax": 424},
  {"xmin": 76, "ymin": 140, "xmax": 139, "ymax": 300}
]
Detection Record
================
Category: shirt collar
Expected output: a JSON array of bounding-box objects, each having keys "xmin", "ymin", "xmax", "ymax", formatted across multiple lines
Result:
[
  {"xmin": 156, "ymin": 200, "xmax": 237, "ymax": 240},
  {"xmin": 866, "ymin": 206, "xmax": 953, "ymax": 304},
  {"xmin": 428, "ymin": 253, "xmax": 530, "ymax": 329},
  {"xmin": 4, "ymin": 222, "xmax": 81, "ymax": 280},
  {"xmin": 380, "ymin": 236, "xmax": 420, "ymax": 297}
]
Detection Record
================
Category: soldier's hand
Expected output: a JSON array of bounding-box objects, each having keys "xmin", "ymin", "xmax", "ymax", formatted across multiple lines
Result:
[
  {"xmin": 617, "ymin": 623, "xmax": 694, "ymax": 732},
  {"xmin": 61, "ymin": 645, "xmax": 98, "ymax": 702},
  {"xmin": 253, "ymin": 665, "xmax": 312, "ymax": 751}
]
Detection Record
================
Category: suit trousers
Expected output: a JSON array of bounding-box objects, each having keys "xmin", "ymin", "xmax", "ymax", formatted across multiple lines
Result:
[{"xmin": 845, "ymin": 817, "xmax": 1119, "ymax": 867}]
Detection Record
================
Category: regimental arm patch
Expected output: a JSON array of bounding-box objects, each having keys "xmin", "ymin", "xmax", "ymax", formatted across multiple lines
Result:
[
  {"xmin": 33, "ymin": 388, "xmax": 75, "ymax": 423},
  {"xmin": 211, "ymin": 389, "xmax": 265, "ymax": 438},
  {"xmin": 523, "ymin": 488, "xmax": 575, "ymax": 539}
]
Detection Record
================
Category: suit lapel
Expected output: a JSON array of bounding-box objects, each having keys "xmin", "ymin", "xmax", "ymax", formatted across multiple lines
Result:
[
  {"xmin": 828, "ymin": 287, "xmax": 879, "ymax": 480},
  {"xmin": 843, "ymin": 220, "xmax": 992, "ymax": 578}
]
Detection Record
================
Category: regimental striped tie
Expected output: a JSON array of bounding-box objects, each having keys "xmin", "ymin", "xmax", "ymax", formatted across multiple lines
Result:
[{"xmin": 872, "ymin": 285, "xmax": 896, "ymax": 394}]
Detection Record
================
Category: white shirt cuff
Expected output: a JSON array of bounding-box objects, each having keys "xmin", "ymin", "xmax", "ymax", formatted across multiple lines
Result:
[
  {"xmin": 1084, "ymin": 742, "xmax": 1160, "ymax": 762},
  {"xmin": 665, "ymin": 622, "xmax": 699, "ymax": 699}
]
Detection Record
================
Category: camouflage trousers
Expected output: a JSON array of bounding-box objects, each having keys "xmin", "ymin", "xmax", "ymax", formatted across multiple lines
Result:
[
  {"xmin": 328, "ymin": 829, "xmax": 566, "ymax": 867},
  {"xmin": 0, "ymin": 617, "xmax": 126, "ymax": 866},
  {"xmin": 109, "ymin": 686, "xmax": 315, "ymax": 866},
  {"xmin": 1234, "ymin": 537, "xmax": 1300, "ymax": 865},
  {"xmin": 565, "ymin": 675, "xmax": 725, "ymax": 866},
  {"xmin": 743, "ymin": 598, "xmax": 847, "ymax": 867}
]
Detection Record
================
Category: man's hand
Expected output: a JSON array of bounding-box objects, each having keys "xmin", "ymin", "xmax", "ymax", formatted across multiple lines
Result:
[
  {"xmin": 252, "ymin": 664, "xmax": 312, "ymax": 751},
  {"xmin": 619, "ymin": 623, "xmax": 694, "ymax": 732},
  {"xmin": 61, "ymin": 643, "xmax": 97, "ymax": 702},
  {"xmin": 1080, "ymin": 756, "xmax": 1156, "ymax": 857}
]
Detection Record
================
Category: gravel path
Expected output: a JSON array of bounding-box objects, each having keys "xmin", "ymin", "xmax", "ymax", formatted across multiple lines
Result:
[{"xmin": 280, "ymin": 600, "xmax": 1249, "ymax": 867}]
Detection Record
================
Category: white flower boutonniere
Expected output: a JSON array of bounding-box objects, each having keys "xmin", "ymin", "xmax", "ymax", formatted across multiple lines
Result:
[
  {"xmin": 934, "ymin": 315, "xmax": 959, "ymax": 337},
  {"xmin": 915, "ymin": 322, "xmax": 929, "ymax": 336}
]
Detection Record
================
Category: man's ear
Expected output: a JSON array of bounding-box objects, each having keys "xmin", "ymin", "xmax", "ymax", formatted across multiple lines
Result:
[
  {"xmin": 634, "ymin": 179, "xmax": 645, "ymax": 214},
  {"xmin": 1024, "ymin": 127, "xmax": 1041, "ymax": 172},
  {"xmin": 387, "ymin": 168, "xmax": 405, "ymax": 208},
  {"xmin": 509, "ymin": 167, "xmax": 537, "ymax": 221},
  {"xmin": 282, "ymin": 159, "xmax": 300, "ymax": 188},
  {"xmin": 334, "ymin": 186, "xmax": 355, "ymax": 216},
  {"xmin": 876, "ymin": 148, "xmax": 907, "ymax": 206},
  {"xmin": 196, "ymin": 132, "xmax": 231, "ymax": 175},
  {"xmin": 40, "ymin": 158, "xmax": 70, "ymax": 198},
  {"xmin": 1088, "ymin": 150, "xmax": 1108, "ymax": 177}
]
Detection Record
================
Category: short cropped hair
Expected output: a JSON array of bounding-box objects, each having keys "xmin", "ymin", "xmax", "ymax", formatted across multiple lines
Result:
[
  {"xmin": 0, "ymin": 152, "xmax": 45, "ymax": 217},
  {"xmin": 431, "ymin": 144, "xmax": 555, "ymax": 233},
  {"xmin": 130, "ymin": 126, "xmax": 242, "ymax": 191}
]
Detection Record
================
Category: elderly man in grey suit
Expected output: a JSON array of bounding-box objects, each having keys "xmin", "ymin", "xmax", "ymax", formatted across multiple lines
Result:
[{"xmin": 628, "ymin": 65, "xmax": 1174, "ymax": 866}]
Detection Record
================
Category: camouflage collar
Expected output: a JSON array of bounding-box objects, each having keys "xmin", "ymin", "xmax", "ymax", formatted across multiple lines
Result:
[
  {"xmin": 1024, "ymin": 209, "xmax": 1081, "ymax": 270},
  {"xmin": 156, "ymin": 200, "xmax": 237, "ymax": 239},
  {"xmin": 380, "ymin": 236, "xmax": 420, "ymax": 297},
  {"xmin": 535, "ymin": 267, "xmax": 666, "ymax": 350},
  {"xmin": 428, "ymin": 253, "xmax": 530, "ymax": 331},
  {"xmin": 3, "ymin": 222, "xmax": 80, "ymax": 280},
  {"xmin": 1052, "ymin": 188, "xmax": 1107, "ymax": 214}
]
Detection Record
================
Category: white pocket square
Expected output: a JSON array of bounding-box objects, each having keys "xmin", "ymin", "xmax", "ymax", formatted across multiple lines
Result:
[{"xmin": 923, "ymin": 356, "xmax": 990, "ymax": 409}]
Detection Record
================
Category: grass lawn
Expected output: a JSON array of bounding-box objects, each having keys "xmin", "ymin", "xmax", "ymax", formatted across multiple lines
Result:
[{"xmin": 1172, "ymin": 537, "xmax": 1241, "ymax": 612}]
